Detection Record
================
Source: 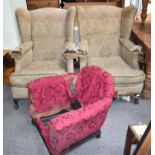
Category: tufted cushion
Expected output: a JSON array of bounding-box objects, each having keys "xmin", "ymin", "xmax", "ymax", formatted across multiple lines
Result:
[
  {"xmin": 16, "ymin": 8, "xmax": 31, "ymax": 42},
  {"xmin": 88, "ymin": 56, "xmax": 145, "ymax": 85}
]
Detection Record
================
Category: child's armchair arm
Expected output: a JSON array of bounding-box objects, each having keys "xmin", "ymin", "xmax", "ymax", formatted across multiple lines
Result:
[{"xmin": 44, "ymin": 97, "xmax": 112, "ymax": 154}]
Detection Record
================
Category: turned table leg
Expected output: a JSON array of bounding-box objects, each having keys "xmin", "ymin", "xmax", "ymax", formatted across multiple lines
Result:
[
  {"xmin": 141, "ymin": 0, "xmax": 149, "ymax": 24},
  {"xmin": 143, "ymin": 62, "xmax": 151, "ymax": 99},
  {"xmin": 143, "ymin": 47, "xmax": 151, "ymax": 99},
  {"xmin": 123, "ymin": 126, "xmax": 137, "ymax": 155}
]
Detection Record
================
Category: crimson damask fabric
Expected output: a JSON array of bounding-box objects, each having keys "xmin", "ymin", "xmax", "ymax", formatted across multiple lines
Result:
[
  {"xmin": 27, "ymin": 66, "xmax": 115, "ymax": 155},
  {"xmin": 75, "ymin": 66, "xmax": 115, "ymax": 106},
  {"xmin": 27, "ymin": 74, "xmax": 74, "ymax": 113}
]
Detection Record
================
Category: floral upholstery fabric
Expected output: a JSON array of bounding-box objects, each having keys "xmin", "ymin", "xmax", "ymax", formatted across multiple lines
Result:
[
  {"xmin": 75, "ymin": 66, "xmax": 115, "ymax": 106},
  {"xmin": 27, "ymin": 74, "xmax": 73, "ymax": 113},
  {"xmin": 27, "ymin": 66, "xmax": 114, "ymax": 155}
]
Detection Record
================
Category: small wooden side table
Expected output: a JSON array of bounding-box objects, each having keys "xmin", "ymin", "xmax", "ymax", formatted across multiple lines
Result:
[
  {"xmin": 62, "ymin": 0, "xmax": 125, "ymax": 9},
  {"xmin": 26, "ymin": 0, "xmax": 59, "ymax": 10}
]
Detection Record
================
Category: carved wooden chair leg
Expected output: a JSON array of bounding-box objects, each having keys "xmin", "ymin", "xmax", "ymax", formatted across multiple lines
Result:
[
  {"xmin": 132, "ymin": 94, "xmax": 140, "ymax": 104},
  {"xmin": 13, "ymin": 98, "xmax": 19, "ymax": 109}
]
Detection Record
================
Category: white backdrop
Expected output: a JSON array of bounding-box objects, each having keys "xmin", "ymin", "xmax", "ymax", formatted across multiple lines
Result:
[
  {"xmin": 125, "ymin": 0, "xmax": 142, "ymax": 14},
  {"xmin": 3, "ymin": 0, "xmax": 27, "ymax": 50}
]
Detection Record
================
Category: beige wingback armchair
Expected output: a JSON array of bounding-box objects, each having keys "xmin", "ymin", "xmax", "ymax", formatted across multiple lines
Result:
[
  {"xmin": 10, "ymin": 7, "xmax": 76, "ymax": 109},
  {"xmin": 77, "ymin": 5, "xmax": 145, "ymax": 103}
]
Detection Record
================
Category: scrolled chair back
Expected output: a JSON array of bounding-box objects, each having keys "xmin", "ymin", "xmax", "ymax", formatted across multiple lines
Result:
[{"xmin": 75, "ymin": 66, "xmax": 115, "ymax": 106}]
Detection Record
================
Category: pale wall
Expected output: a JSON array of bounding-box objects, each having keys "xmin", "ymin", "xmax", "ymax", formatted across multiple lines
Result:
[{"xmin": 3, "ymin": 0, "xmax": 27, "ymax": 49}]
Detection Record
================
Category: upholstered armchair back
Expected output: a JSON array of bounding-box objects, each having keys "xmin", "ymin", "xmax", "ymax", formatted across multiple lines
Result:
[
  {"xmin": 16, "ymin": 7, "xmax": 76, "ymax": 61},
  {"xmin": 77, "ymin": 5, "xmax": 136, "ymax": 57}
]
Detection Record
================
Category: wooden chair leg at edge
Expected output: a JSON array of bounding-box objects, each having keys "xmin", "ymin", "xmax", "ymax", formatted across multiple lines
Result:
[{"xmin": 123, "ymin": 126, "xmax": 137, "ymax": 155}]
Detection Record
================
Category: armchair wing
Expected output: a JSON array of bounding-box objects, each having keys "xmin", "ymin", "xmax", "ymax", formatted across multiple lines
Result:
[
  {"xmin": 63, "ymin": 6, "xmax": 77, "ymax": 73},
  {"xmin": 16, "ymin": 8, "xmax": 31, "ymax": 42},
  {"xmin": 77, "ymin": 6, "xmax": 89, "ymax": 69}
]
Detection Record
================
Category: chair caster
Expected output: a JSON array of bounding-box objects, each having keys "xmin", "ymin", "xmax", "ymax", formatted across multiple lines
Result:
[{"xmin": 13, "ymin": 99, "xmax": 19, "ymax": 109}]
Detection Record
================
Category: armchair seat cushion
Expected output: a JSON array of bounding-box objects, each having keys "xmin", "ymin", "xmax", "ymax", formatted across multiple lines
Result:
[
  {"xmin": 10, "ymin": 61, "xmax": 66, "ymax": 86},
  {"xmin": 88, "ymin": 56, "xmax": 145, "ymax": 85}
]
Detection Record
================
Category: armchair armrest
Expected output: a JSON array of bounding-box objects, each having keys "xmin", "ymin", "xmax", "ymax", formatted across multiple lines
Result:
[
  {"xmin": 11, "ymin": 41, "xmax": 33, "ymax": 71},
  {"xmin": 63, "ymin": 41, "xmax": 77, "ymax": 73},
  {"xmin": 64, "ymin": 41, "xmax": 75, "ymax": 50},
  {"xmin": 51, "ymin": 97, "xmax": 112, "ymax": 133},
  {"xmin": 11, "ymin": 41, "xmax": 33, "ymax": 59},
  {"xmin": 78, "ymin": 40, "xmax": 88, "ymax": 56},
  {"xmin": 120, "ymin": 38, "xmax": 141, "ymax": 69}
]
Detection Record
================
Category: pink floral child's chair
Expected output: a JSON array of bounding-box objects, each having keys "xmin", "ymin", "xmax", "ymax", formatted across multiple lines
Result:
[{"xmin": 27, "ymin": 66, "xmax": 114, "ymax": 155}]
